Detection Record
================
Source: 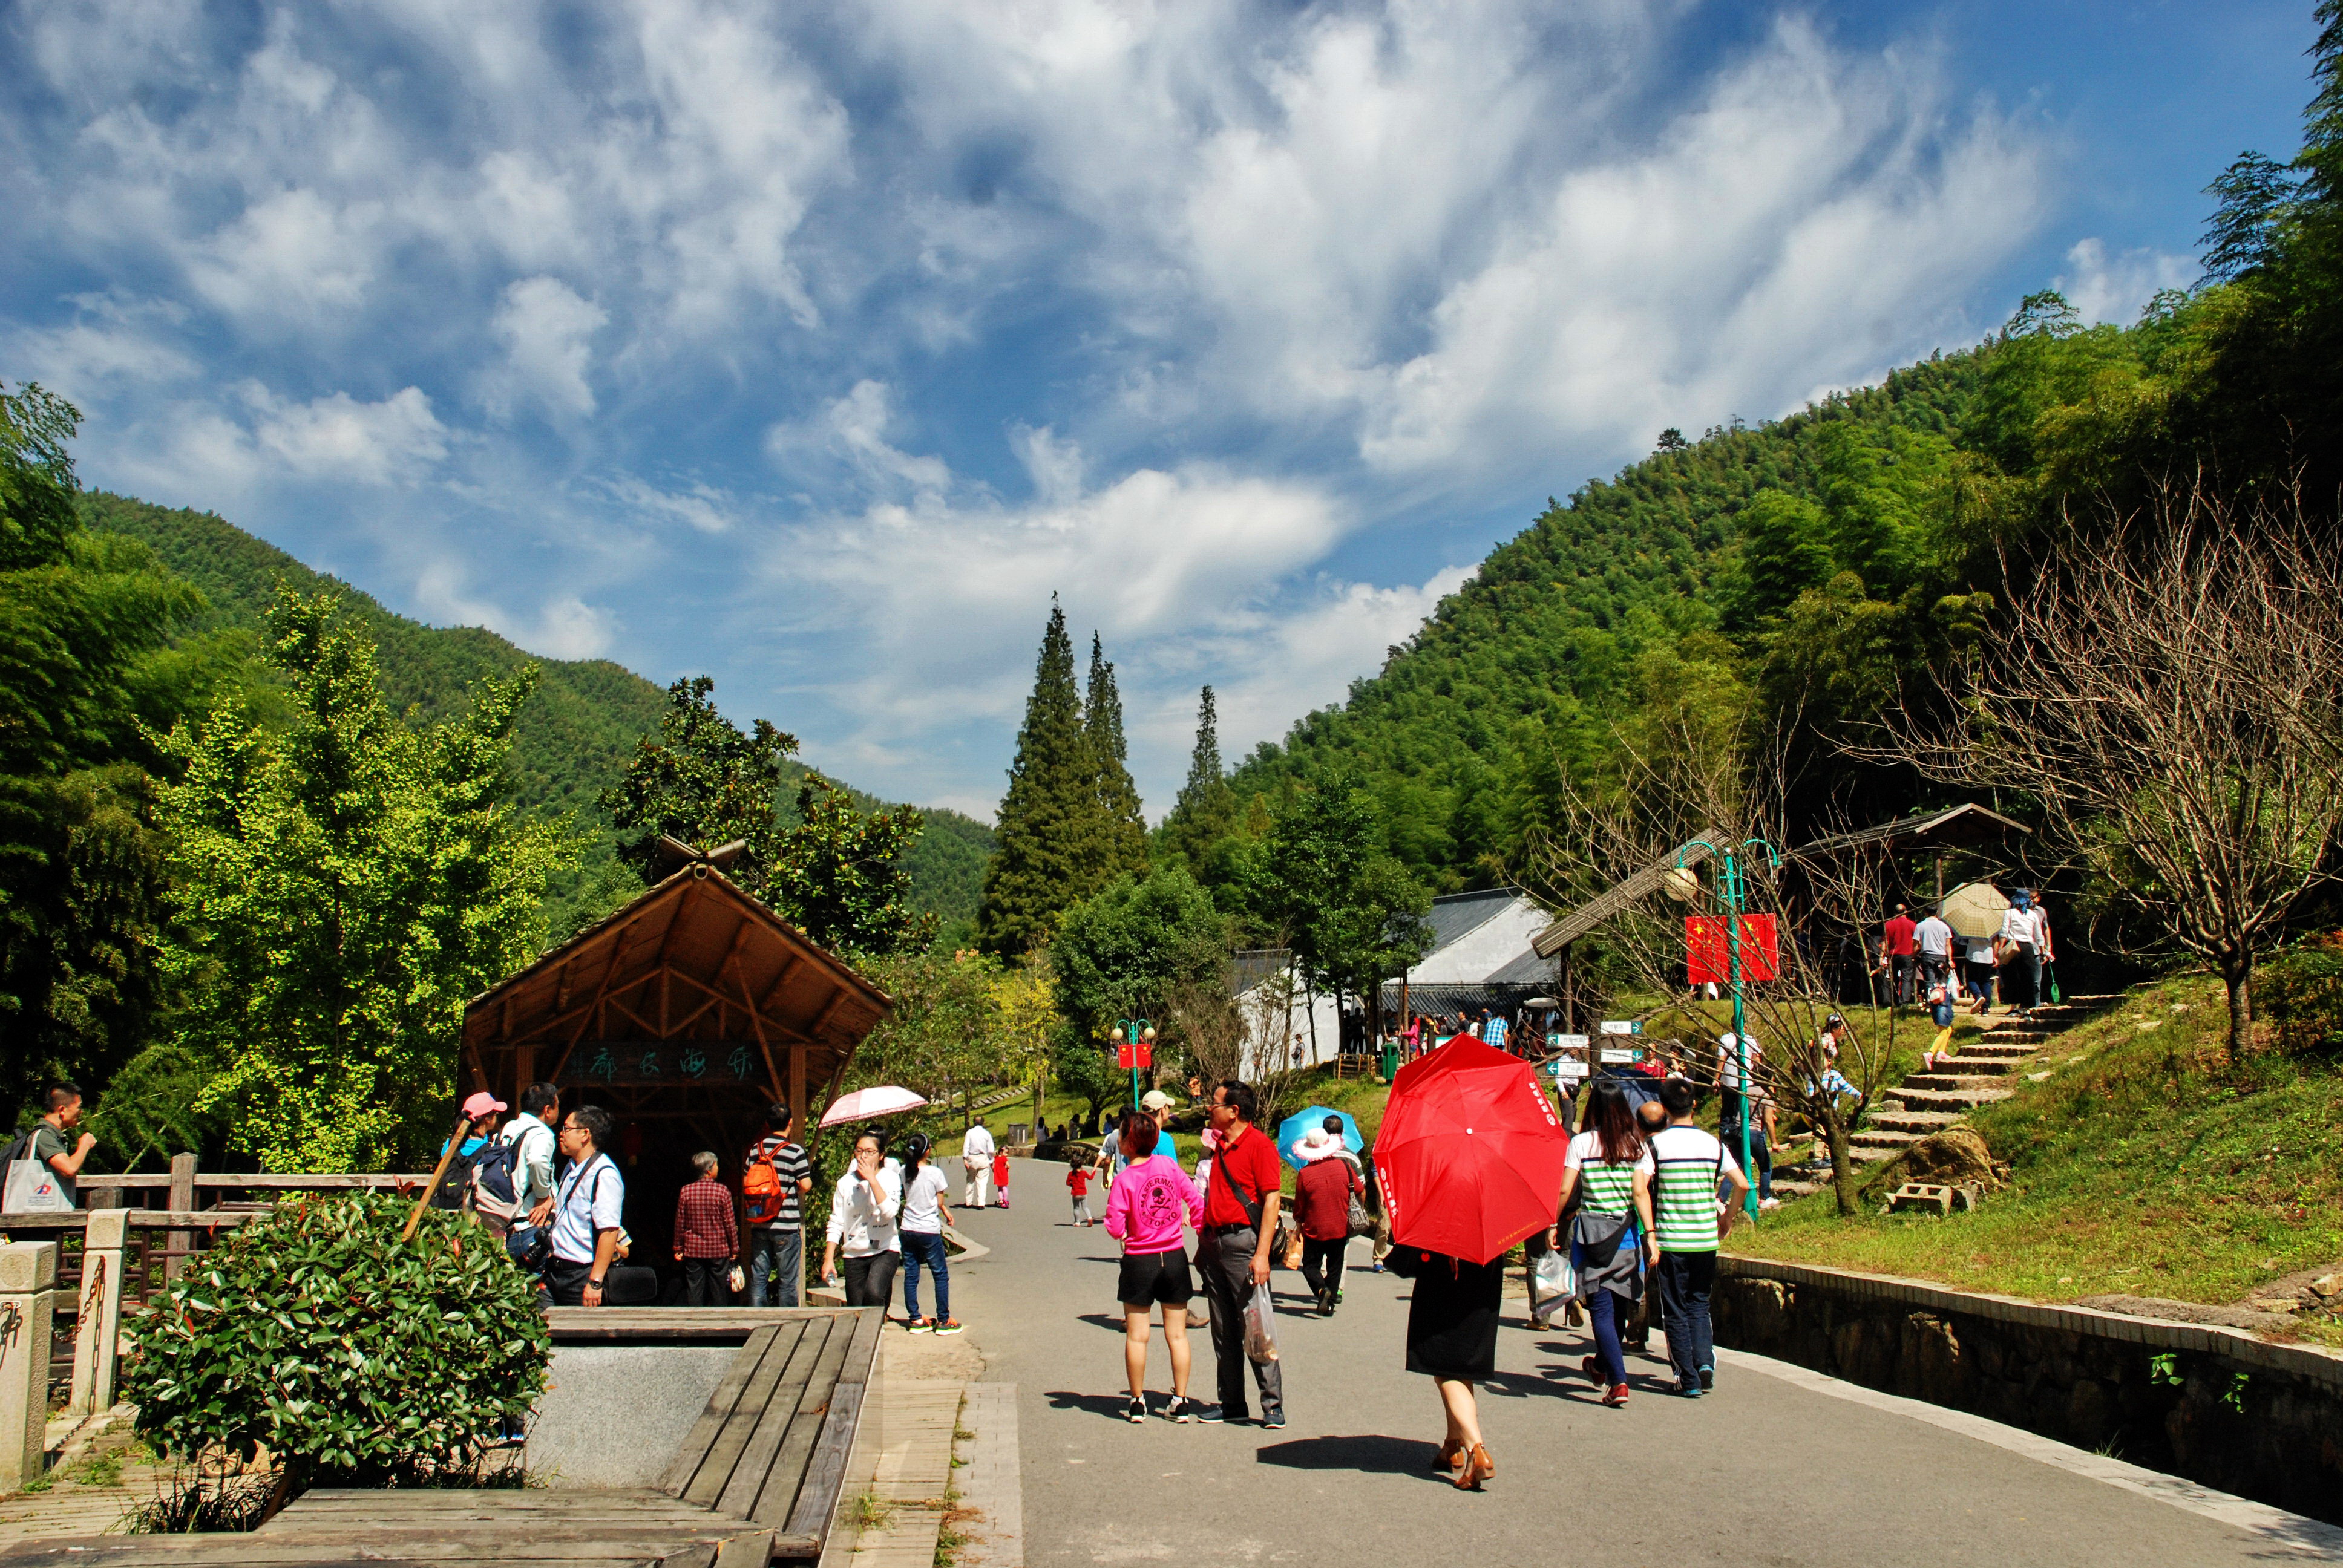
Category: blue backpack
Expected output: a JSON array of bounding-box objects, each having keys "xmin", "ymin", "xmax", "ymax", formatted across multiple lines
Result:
[{"xmin": 469, "ymin": 1138, "xmax": 526, "ymax": 1223}]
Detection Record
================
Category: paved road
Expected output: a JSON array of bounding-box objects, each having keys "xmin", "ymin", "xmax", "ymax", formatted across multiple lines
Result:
[{"xmin": 943, "ymin": 1187, "xmax": 2339, "ymax": 1567}]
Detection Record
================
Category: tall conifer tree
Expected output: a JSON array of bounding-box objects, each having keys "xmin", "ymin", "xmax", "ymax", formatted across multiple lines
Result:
[
  {"xmin": 978, "ymin": 599, "xmax": 1097, "ymax": 953},
  {"xmin": 1085, "ymin": 633, "xmax": 1149, "ymax": 881},
  {"xmin": 1159, "ymin": 684, "xmax": 1237, "ymax": 869}
]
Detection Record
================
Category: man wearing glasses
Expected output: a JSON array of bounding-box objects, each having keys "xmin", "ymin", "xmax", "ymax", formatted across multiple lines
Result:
[{"xmin": 549, "ymin": 1105, "xmax": 625, "ymax": 1307}]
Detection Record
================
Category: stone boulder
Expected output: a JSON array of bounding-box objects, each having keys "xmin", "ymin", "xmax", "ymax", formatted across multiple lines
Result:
[{"xmin": 1899, "ymin": 1127, "xmax": 2005, "ymax": 1192}]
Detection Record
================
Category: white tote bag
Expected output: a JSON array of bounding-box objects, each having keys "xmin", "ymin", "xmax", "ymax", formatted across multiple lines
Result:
[{"xmin": 4, "ymin": 1154, "xmax": 71, "ymax": 1212}]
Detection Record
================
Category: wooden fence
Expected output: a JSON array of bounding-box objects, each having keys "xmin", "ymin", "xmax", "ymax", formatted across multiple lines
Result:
[{"xmin": 1, "ymin": 1157, "xmax": 431, "ymax": 1416}]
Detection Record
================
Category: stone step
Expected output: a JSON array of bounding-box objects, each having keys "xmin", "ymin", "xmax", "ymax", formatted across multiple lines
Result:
[
  {"xmin": 1769, "ymin": 1178, "xmax": 1826, "ymax": 1199},
  {"xmin": 1849, "ymin": 1145, "xmax": 1901, "ymax": 1163},
  {"xmin": 1958, "ymin": 1047, "xmax": 2039, "ymax": 1062},
  {"xmin": 1866, "ymin": 1109, "xmax": 1965, "ymax": 1134},
  {"xmin": 1901, "ymin": 1070, "xmax": 2018, "ymax": 1090},
  {"xmin": 1892, "ymin": 1085, "xmax": 2014, "ymax": 1112},
  {"xmin": 1852, "ymin": 1129, "xmax": 1921, "ymax": 1149},
  {"xmin": 1932, "ymin": 1056, "xmax": 2021, "ymax": 1076},
  {"xmin": 1980, "ymin": 1028, "xmax": 2050, "ymax": 1044}
]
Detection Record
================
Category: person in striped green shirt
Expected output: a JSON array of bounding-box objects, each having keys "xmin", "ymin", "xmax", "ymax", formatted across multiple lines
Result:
[
  {"xmin": 1554, "ymin": 1080, "xmax": 1656, "ymax": 1406},
  {"xmin": 1647, "ymin": 1077, "xmax": 1749, "ymax": 1398}
]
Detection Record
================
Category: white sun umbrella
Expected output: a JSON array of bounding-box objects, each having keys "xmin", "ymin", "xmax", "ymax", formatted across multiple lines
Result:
[{"xmin": 819, "ymin": 1085, "xmax": 930, "ymax": 1127}]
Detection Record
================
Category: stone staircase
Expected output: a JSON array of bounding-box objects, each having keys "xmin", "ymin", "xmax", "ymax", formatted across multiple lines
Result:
[{"xmin": 1771, "ymin": 995, "xmax": 2120, "ymax": 1198}]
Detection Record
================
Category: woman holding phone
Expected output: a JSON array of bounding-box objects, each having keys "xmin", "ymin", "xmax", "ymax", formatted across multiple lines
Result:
[{"xmin": 822, "ymin": 1131, "xmax": 904, "ymax": 1315}]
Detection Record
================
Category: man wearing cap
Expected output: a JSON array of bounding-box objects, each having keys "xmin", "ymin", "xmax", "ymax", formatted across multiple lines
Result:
[{"xmin": 1095, "ymin": 1089, "xmax": 1176, "ymax": 1187}]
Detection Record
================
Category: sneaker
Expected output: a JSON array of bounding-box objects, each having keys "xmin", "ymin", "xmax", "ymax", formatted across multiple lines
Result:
[
  {"xmin": 908, "ymin": 1318, "xmax": 936, "ymax": 1334},
  {"xmin": 934, "ymin": 1318, "xmax": 964, "ymax": 1335},
  {"xmin": 1699, "ymin": 1365, "xmax": 1715, "ymax": 1390},
  {"xmin": 1758, "ymin": 1197, "xmax": 1781, "ymax": 1211},
  {"xmin": 1601, "ymin": 1383, "xmax": 1630, "ymax": 1408},
  {"xmin": 1125, "ymin": 1394, "xmax": 1148, "ymax": 1423},
  {"xmin": 1260, "ymin": 1411, "xmax": 1286, "ymax": 1429},
  {"xmin": 1675, "ymin": 1378, "xmax": 1703, "ymax": 1397},
  {"xmin": 1192, "ymin": 1403, "xmax": 1226, "ymax": 1423},
  {"xmin": 1164, "ymin": 1396, "xmax": 1193, "ymax": 1423},
  {"xmin": 1581, "ymin": 1355, "xmax": 1603, "ymax": 1383}
]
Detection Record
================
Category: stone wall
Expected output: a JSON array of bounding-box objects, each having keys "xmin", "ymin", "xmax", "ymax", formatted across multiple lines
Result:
[{"xmin": 1714, "ymin": 1256, "xmax": 2343, "ymax": 1525}]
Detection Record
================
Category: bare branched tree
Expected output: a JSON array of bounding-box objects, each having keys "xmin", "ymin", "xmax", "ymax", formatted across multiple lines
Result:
[
  {"xmin": 1165, "ymin": 974, "xmax": 1245, "ymax": 1096},
  {"xmin": 1522, "ymin": 704, "xmax": 1909, "ymax": 1216},
  {"xmin": 1876, "ymin": 481, "xmax": 2343, "ymax": 1059}
]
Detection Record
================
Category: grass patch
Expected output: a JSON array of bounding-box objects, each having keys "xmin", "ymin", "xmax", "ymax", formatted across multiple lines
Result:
[
  {"xmin": 1728, "ymin": 973, "xmax": 2343, "ymax": 1307},
  {"xmin": 851, "ymin": 1491, "xmax": 894, "ymax": 1532}
]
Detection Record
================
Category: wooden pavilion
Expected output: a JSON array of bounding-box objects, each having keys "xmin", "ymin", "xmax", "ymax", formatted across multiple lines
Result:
[{"xmin": 457, "ymin": 852, "xmax": 892, "ymax": 1254}]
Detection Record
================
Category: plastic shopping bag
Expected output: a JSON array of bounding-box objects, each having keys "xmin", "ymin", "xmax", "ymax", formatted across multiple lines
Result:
[
  {"xmin": 1532, "ymin": 1249, "xmax": 1575, "ymax": 1309},
  {"xmin": 1243, "ymin": 1281, "xmax": 1280, "ymax": 1364}
]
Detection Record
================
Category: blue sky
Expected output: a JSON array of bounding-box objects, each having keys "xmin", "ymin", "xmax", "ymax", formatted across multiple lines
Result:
[{"xmin": 1, "ymin": 0, "xmax": 2317, "ymax": 818}]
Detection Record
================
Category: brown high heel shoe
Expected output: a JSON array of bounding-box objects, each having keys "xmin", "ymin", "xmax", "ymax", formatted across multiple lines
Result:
[
  {"xmin": 1432, "ymin": 1436, "xmax": 1465, "ymax": 1474},
  {"xmin": 1454, "ymin": 1443, "xmax": 1495, "ymax": 1490}
]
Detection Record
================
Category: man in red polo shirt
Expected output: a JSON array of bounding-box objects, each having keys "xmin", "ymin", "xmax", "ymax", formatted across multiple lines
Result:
[
  {"xmin": 1193, "ymin": 1079, "xmax": 1285, "ymax": 1428},
  {"xmin": 1880, "ymin": 903, "xmax": 1918, "ymax": 1006}
]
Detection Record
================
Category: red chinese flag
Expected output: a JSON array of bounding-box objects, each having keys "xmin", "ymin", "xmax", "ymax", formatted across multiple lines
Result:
[
  {"xmin": 1686, "ymin": 914, "xmax": 1781, "ymax": 984},
  {"xmin": 1116, "ymin": 1040, "xmax": 1136, "ymax": 1069}
]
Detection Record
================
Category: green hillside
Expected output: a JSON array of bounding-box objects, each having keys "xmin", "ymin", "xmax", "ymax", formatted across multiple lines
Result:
[
  {"xmin": 1226, "ymin": 351, "xmax": 1989, "ymax": 886},
  {"xmin": 80, "ymin": 491, "xmax": 994, "ymax": 934}
]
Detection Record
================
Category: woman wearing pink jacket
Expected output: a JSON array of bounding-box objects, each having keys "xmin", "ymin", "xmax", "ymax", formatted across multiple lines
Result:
[{"xmin": 1104, "ymin": 1109, "xmax": 1206, "ymax": 1423}]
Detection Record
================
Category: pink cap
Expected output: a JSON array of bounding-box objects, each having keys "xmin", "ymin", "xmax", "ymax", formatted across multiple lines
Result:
[{"xmin": 462, "ymin": 1091, "xmax": 507, "ymax": 1120}]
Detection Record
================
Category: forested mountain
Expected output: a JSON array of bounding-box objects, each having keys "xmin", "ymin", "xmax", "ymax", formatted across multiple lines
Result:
[
  {"xmin": 80, "ymin": 492, "xmax": 995, "ymax": 932},
  {"xmin": 1224, "ymin": 351, "xmax": 1990, "ymax": 888}
]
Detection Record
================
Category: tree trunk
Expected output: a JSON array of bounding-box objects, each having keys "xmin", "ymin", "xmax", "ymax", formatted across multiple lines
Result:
[
  {"xmin": 2223, "ymin": 959, "xmax": 2254, "ymax": 1062},
  {"xmin": 1826, "ymin": 1112, "xmax": 1858, "ymax": 1217}
]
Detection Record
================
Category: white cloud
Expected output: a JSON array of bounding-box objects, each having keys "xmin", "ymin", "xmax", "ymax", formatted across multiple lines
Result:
[
  {"xmin": 2056, "ymin": 238, "xmax": 2198, "ymax": 327},
  {"xmin": 1198, "ymin": 564, "xmax": 1478, "ymax": 768},
  {"xmin": 767, "ymin": 380, "xmax": 954, "ymax": 496},
  {"xmin": 483, "ymin": 276, "xmax": 606, "ymax": 419},
  {"xmin": 605, "ymin": 474, "xmax": 738, "ymax": 535},
  {"xmin": 245, "ymin": 384, "xmax": 449, "ymax": 485},
  {"xmin": 410, "ymin": 560, "xmax": 618, "ymax": 660},
  {"xmin": 4, "ymin": 0, "xmax": 2076, "ymax": 812}
]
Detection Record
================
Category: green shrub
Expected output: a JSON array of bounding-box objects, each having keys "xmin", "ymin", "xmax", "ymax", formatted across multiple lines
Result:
[
  {"xmin": 2261, "ymin": 933, "xmax": 2343, "ymax": 1055},
  {"xmin": 122, "ymin": 1193, "xmax": 550, "ymax": 1486}
]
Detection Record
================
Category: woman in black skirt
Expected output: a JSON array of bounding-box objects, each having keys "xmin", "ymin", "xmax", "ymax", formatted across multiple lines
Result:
[{"xmin": 1404, "ymin": 1248, "xmax": 1504, "ymax": 1489}]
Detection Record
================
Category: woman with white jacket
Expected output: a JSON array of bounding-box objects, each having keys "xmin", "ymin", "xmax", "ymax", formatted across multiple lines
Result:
[{"xmin": 822, "ymin": 1132, "xmax": 903, "ymax": 1313}]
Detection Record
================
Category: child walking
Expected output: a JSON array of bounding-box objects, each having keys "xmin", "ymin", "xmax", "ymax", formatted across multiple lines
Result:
[
  {"xmin": 992, "ymin": 1149, "xmax": 1011, "ymax": 1208},
  {"xmin": 1067, "ymin": 1162, "xmax": 1094, "ymax": 1226}
]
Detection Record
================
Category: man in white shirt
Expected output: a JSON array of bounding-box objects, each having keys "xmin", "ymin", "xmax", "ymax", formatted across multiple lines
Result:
[
  {"xmin": 1913, "ymin": 907, "xmax": 1955, "ymax": 993},
  {"xmin": 503, "ymin": 1082, "xmax": 560, "ymax": 1230},
  {"xmin": 960, "ymin": 1120, "xmax": 997, "ymax": 1208},
  {"xmin": 548, "ymin": 1105, "xmax": 624, "ymax": 1307}
]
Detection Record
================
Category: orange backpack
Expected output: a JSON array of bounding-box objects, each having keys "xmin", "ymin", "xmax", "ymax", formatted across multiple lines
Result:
[{"xmin": 744, "ymin": 1144, "xmax": 785, "ymax": 1224}]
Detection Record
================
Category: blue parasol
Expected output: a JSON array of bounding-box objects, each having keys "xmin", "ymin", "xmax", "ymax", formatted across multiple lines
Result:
[{"xmin": 1276, "ymin": 1104, "xmax": 1365, "ymax": 1171}]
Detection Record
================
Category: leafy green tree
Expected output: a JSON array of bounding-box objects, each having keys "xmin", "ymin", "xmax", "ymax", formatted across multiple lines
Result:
[
  {"xmin": 769, "ymin": 775, "xmax": 931, "ymax": 956},
  {"xmin": 156, "ymin": 589, "xmax": 576, "ymax": 1171},
  {"xmin": 1085, "ymin": 633, "xmax": 1149, "ymax": 882},
  {"xmin": 602, "ymin": 675, "xmax": 928, "ymax": 955},
  {"xmin": 1244, "ymin": 773, "xmax": 1431, "ymax": 1031},
  {"xmin": 1047, "ymin": 1023, "xmax": 1127, "ymax": 1128},
  {"xmin": 1157, "ymin": 685, "xmax": 1238, "ymax": 872},
  {"xmin": 603, "ymin": 675, "xmax": 796, "ymax": 878},
  {"xmin": 1050, "ymin": 861, "xmax": 1230, "ymax": 1034},
  {"xmin": 980, "ymin": 599, "xmax": 1104, "ymax": 953},
  {"xmin": 0, "ymin": 382, "xmax": 215, "ymax": 1117}
]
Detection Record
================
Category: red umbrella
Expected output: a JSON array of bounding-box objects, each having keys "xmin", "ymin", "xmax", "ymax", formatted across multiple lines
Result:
[{"xmin": 1374, "ymin": 1036, "xmax": 1570, "ymax": 1264}]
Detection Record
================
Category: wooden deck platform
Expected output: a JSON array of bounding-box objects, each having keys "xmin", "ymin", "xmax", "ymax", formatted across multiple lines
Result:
[{"xmin": 0, "ymin": 1308, "xmax": 882, "ymax": 1568}]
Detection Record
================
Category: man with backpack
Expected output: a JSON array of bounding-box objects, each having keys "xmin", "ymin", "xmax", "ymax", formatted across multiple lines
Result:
[
  {"xmin": 3, "ymin": 1084, "xmax": 96, "ymax": 1210},
  {"xmin": 744, "ymin": 1103, "xmax": 813, "ymax": 1307},
  {"xmin": 468, "ymin": 1084, "xmax": 558, "ymax": 1264}
]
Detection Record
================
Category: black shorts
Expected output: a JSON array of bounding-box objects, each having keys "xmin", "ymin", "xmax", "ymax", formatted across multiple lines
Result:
[{"xmin": 1118, "ymin": 1249, "xmax": 1195, "ymax": 1307}]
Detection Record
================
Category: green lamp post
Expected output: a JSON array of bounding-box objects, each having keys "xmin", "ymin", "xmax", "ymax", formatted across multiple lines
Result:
[
  {"xmin": 1111, "ymin": 1019, "xmax": 1155, "ymax": 1112},
  {"xmin": 1680, "ymin": 837, "xmax": 1780, "ymax": 1221}
]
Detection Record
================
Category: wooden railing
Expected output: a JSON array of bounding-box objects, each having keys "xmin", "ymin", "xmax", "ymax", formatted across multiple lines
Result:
[{"xmin": 2, "ymin": 1155, "xmax": 433, "ymax": 1416}]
